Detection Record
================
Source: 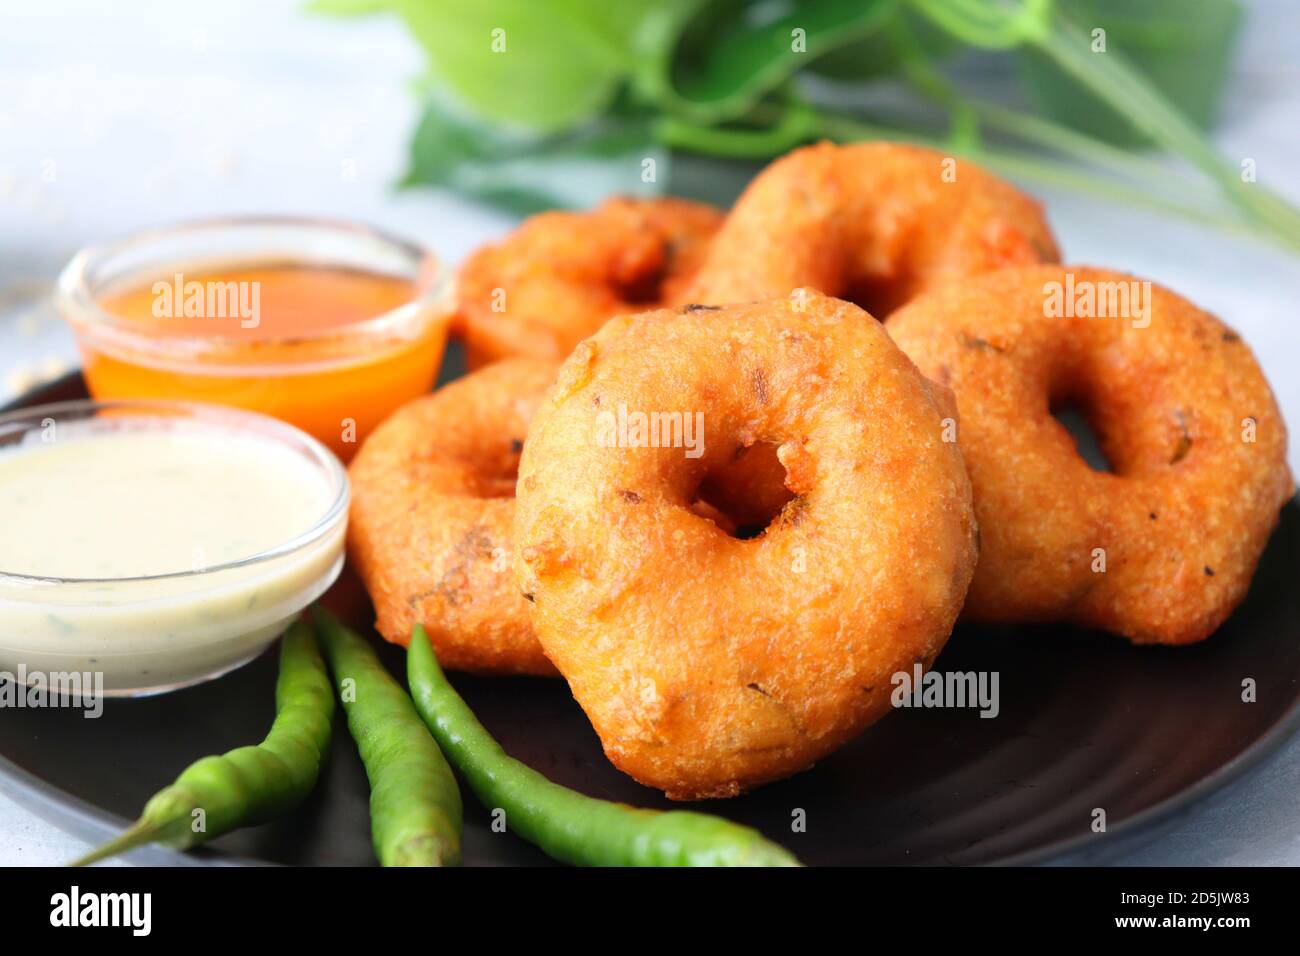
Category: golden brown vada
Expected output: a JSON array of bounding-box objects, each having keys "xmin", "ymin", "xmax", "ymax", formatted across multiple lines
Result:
[
  {"xmin": 514, "ymin": 291, "xmax": 978, "ymax": 798},
  {"xmin": 887, "ymin": 265, "xmax": 1293, "ymax": 644},
  {"xmin": 680, "ymin": 141, "xmax": 1059, "ymax": 314},
  {"xmin": 348, "ymin": 358, "xmax": 559, "ymax": 675},
  {"xmin": 454, "ymin": 196, "xmax": 723, "ymax": 367}
]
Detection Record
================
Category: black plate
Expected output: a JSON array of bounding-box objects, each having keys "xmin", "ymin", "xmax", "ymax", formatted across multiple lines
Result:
[{"xmin": 3, "ymin": 358, "xmax": 1299, "ymax": 866}]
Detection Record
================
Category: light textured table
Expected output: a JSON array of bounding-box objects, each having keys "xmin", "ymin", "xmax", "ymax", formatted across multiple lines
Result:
[{"xmin": 1, "ymin": 0, "xmax": 1297, "ymax": 865}]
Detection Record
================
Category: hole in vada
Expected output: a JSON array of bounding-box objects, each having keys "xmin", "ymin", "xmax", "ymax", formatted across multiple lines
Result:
[
  {"xmin": 692, "ymin": 441, "xmax": 797, "ymax": 539},
  {"xmin": 616, "ymin": 260, "xmax": 671, "ymax": 305},
  {"xmin": 1051, "ymin": 402, "xmax": 1112, "ymax": 473},
  {"xmin": 843, "ymin": 275, "xmax": 913, "ymax": 319},
  {"xmin": 469, "ymin": 438, "xmax": 526, "ymax": 498}
]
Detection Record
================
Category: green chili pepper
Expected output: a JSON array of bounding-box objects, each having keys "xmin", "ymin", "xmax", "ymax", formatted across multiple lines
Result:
[
  {"xmin": 406, "ymin": 625, "xmax": 800, "ymax": 867},
  {"xmin": 71, "ymin": 620, "xmax": 333, "ymax": 866},
  {"xmin": 311, "ymin": 607, "xmax": 462, "ymax": 867}
]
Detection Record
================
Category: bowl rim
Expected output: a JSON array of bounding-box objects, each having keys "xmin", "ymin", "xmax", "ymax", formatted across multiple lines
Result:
[
  {"xmin": 0, "ymin": 398, "xmax": 350, "ymax": 587},
  {"xmin": 54, "ymin": 213, "xmax": 449, "ymax": 372}
]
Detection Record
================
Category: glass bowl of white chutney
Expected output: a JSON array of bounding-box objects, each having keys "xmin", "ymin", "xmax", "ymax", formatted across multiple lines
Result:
[{"xmin": 0, "ymin": 399, "xmax": 348, "ymax": 696}]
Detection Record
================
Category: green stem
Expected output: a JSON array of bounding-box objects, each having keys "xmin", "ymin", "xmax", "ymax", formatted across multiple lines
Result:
[
  {"xmin": 907, "ymin": 0, "xmax": 1052, "ymax": 48},
  {"xmin": 1026, "ymin": 10, "xmax": 1300, "ymax": 250},
  {"xmin": 658, "ymin": 91, "xmax": 820, "ymax": 157},
  {"xmin": 889, "ymin": 13, "xmax": 1202, "ymax": 197},
  {"xmin": 970, "ymin": 101, "xmax": 1197, "ymax": 189},
  {"xmin": 665, "ymin": 89, "xmax": 1259, "ymax": 241},
  {"xmin": 70, "ymin": 821, "xmax": 171, "ymax": 868},
  {"xmin": 815, "ymin": 112, "xmax": 1257, "ymax": 239},
  {"xmin": 903, "ymin": 0, "xmax": 1300, "ymax": 252}
]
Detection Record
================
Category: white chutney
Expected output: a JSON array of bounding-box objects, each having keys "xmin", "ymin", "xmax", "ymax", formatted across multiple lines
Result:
[{"xmin": 0, "ymin": 401, "xmax": 348, "ymax": 695}]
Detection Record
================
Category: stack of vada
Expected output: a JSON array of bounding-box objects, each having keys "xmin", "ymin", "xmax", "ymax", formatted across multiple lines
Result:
[{"xmin": 347, "ymin": 142, "xmax": 1292, "ymax": 799}]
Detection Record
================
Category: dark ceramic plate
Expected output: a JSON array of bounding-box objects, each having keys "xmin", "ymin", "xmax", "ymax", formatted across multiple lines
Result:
[{"xmin": 2, "ymin": 354, "xmax": 1299, "ymax": 866}]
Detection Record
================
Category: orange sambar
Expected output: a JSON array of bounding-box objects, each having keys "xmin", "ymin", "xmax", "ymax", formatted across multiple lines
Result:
[{"xmin": 66, "ymin": 260, "xmax": 449, "ymax": 460}]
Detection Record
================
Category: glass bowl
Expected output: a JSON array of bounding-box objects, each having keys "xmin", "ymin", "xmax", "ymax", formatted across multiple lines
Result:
[
  {"xmin": 0, "ymin": 399, "xmax": 348, "ymax": 697},
  {"xmin": 55, "ymin": 215, "xmax": 451, "ymax": 460}
]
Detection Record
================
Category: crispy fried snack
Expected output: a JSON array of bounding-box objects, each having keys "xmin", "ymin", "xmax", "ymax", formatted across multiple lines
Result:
[
  {"xmin": 348, "ymin": 358, "xmax": 559, "ymax": 675},
  {"xmin": 679, "ymin": 141, "xmax": 1059, "ymax": 314},
  {"xmin": 887, "ymin": 265, "xmax": 1294, "ymax": 644},
  {"xmin": 514, "ymin": 292, "xmax": 978, "ymax": 798},
  {"xmin": 453, "ymin": 197, "xmax": 724, "ymax": 367}
]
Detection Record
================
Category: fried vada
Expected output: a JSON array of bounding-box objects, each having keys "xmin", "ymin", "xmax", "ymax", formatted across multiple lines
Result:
[
  {"xmin": 514, "ymin": 291, "xmax": 978, "ymax": 798},
  {"xmin": 348, "ymin": 358, "xmax": 559, "ymax": 675},
  {"xmin": 887, "ymin": 265, "xmax": 1293, "ymax": 644},
  {"xmin": 680, "ymin": 141, "xmax": 1059, "ymax": 314},
  {"xmin": 454, "ymin": 197, "xmax": 723, "ymax": 367}
]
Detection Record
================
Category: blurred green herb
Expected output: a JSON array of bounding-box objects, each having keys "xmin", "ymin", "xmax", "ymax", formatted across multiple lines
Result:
[
  {"xmin": 313, "ymin": 0, "xmax": 1300, "ymax": 252},
  {"xmin": 401, "ymin": 89, "xmax": 666, "ymax": 214},
  {"xmin": 1018, "ymin": 0, "xmax": 1242, "ymax": 145}
]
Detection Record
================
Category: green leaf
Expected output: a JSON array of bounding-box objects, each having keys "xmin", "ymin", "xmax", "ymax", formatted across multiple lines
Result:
[
  {"xmin": 400, "ymin": 98, "xmax": 666, "ymax": 213},
  {"xmin": 304, "ymin": 0, "xmax": 390, "ymax": 15},
  {"xmin": 808, "ymin": 7, "xmax": 959, "ymax": 80},
  {"xmin": 662, "ymin": 0, "xmax": 898, "ymax": 122},
  {"xmin": 1018, "ymin": 0, "xmax": 1243, "ymax": 145},
  {"xmin": 392, "ymin": 0, "xmax": 648, "ymax": 132}
]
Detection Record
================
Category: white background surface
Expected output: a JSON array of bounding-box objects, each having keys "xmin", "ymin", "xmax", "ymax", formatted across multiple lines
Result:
[{"xmin": 0, "ymin": 0, "xmax": 1297, "ymax": 866}]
